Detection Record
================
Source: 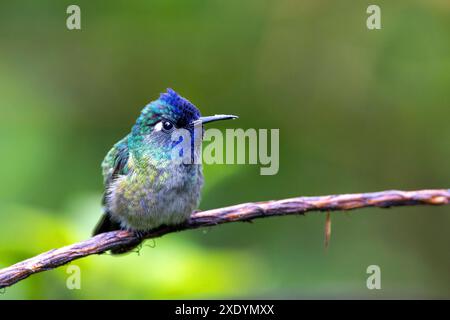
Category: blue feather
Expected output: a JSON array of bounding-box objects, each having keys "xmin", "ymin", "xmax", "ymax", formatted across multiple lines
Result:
[{"xmin": 159, "ymin": 88, "xmax": 201, "ymax": 119}]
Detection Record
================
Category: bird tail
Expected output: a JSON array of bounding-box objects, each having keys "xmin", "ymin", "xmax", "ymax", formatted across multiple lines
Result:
[
  {"xmin": 93, "ymin": 212, "xmax": 122, "ymax": 235},
  {"xmin": 92, "ymin": 213, "xmax": 141, "ymax": 255}
]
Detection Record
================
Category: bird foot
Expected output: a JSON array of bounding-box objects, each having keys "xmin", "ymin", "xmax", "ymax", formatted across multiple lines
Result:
[{"xmin": 133, "ymin": 230, "xmax": 147, "ymax": 239}]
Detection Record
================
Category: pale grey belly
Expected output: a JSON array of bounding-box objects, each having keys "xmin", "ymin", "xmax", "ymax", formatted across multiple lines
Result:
[{"xmin": 107, "ymin": 165, "xmax": 203, "ymax": 231}]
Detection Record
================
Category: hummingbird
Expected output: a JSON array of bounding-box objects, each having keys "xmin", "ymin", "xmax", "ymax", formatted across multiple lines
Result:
[{"xmin": 93, "ymin": 88, "xmax": 237, "ymax": 253}]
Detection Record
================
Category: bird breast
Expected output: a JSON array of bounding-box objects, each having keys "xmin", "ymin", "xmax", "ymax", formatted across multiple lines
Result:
[{"xmin": 106, "ymin": 163, "xmax": 203, "ymax": 231}]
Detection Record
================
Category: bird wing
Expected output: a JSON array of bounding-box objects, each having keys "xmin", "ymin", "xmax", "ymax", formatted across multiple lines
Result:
[
  {"xmin": 93, "ymin": 136, "xmax": 130, "ymax": 236},
  {"xmin": 101, "ymin": 136, "xmax": 130, "ymax": 191}
]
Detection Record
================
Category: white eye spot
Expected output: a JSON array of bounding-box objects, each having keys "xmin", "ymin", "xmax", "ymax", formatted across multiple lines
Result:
[{"xmin": 154, "ymin": 121, "xmax": 163, "ymax": 132}]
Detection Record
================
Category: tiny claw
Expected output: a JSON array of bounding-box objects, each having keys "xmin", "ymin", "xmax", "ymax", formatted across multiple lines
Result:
[{"xmin": 134, "ymin": 230, "xmax": 147, "ymax": 239}]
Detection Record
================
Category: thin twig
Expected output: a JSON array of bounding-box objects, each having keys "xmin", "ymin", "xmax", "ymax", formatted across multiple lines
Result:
[{"xmin": 0, "ymin": 188, "xmax": 449, "ymax": 289}]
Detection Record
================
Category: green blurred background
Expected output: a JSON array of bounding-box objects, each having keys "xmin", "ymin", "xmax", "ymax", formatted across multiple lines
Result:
[{"xmin": 0, "ymin": 0, "xmax": 449, "ymax": 299}]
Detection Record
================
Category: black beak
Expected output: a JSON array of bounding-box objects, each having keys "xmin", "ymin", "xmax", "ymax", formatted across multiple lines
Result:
[{"xmin": 194, "ymin": 114, "xmax": 238, "ymax": 126}]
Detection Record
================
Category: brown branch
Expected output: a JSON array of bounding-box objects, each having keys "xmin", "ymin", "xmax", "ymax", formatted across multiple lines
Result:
[{"xmin": 1, "ymin": 188, "xmax": 449, "ymax": 289}]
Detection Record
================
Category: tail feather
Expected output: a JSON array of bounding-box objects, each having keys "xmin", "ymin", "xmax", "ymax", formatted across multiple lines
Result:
[
  {"xmin": 92, "ymin": 212, "xmax": 122, "ymax": 236},
  {"xmin": 92, "ymin": 213, "xmax": 142, "ymax": 255}
]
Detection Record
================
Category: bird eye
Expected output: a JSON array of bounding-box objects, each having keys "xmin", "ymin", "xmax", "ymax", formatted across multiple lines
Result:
[
  {"xmin": 154, "ymin": 120, "xmax": 175, "ymax": 133},
  {"xmin": 162, "ymin": 120, "xmax": 174, "ymax": 132}
]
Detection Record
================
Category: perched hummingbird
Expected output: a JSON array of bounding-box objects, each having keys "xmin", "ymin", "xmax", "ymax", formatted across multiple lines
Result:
[{"xmin": 93, "ymin": 89, "xmax": 237, "ymax": 253}]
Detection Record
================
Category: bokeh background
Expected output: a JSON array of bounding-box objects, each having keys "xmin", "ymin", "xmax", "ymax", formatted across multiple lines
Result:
[{"xmin": 0, "ymin": 0, "xmax": 449, "ymax": 299}]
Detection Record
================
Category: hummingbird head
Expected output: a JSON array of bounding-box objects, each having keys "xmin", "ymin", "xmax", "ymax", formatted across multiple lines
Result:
[{"xmin": 129, "ymin": 88, "xmax": 237, "ymax": 162}]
